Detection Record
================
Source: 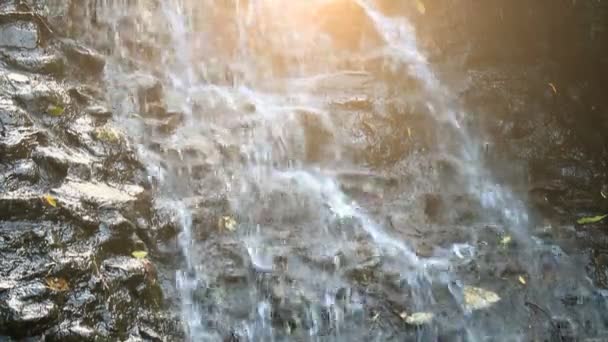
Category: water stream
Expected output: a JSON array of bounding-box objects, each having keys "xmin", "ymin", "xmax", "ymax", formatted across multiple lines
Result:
[{"xmin": 89, "ymin": 0, "xmax": 608, "ymax": 340}]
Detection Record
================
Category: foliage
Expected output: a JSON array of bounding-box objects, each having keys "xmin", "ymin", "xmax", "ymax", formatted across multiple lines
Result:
[
  {"xmin": 47, "ymin": 104, "xmax": 65, "ymax": 116},
  {"xmin": 577, "ymin": 214, "xmax": 608, "ymax": 225},
  {"xmin": 132, "ymin": 250, "xmax": 148, "ymax": 259},
  {"xmin": 43, "ymin": 194, "xmax": 57, "ymax": 207}
]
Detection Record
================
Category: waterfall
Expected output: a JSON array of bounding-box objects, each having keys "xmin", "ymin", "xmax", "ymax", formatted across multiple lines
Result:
[{"xmin": 91, "ymin": 0, "xmax": 608, "ymax": 340}]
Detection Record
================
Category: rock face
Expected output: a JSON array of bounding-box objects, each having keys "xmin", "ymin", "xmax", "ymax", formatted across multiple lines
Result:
[
  {"xmin": 2, "ymin": 0, "xmax": 608, "ymax": 340},
  {"xmin": 0, "ymin": 21, "xmax": 39, "ymax": 49},
  {"xmin": 0, "ymin": 3, "xmax": 180, "ymax": 340}
]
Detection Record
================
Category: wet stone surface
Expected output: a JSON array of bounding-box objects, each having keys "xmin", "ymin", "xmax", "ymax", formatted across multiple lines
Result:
[
  {"xmin": 0, "ymin": 21, "xmax": 38, "ymax": 49},
  {"xmin": 0, "ymin": 4, "xmax": 181, "ymax": 341},
  {"xmin": 2, "ymin": 1, "xmax": 608, "ymax": 341}
]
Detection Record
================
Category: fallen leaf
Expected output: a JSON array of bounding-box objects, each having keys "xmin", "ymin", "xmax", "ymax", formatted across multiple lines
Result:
[
  {"xmin": 577, "ymin": 214, "xmax": 608, "ymax": 225},
  {"xmin": 464, "ymin": 286, "xmax": 501, "ymax": 311},
  {"xmin": 518, "ymin": 276, "xmax": 526, "ymax": 285},
  {"xmin": 500, "ymin": 235, "xmax": 512, "ymax": 245},
  {"xmin": 218, "ymin": 216, "xmax": 237, "ymax": 231},
  {"xmin": 548, "ymin": 83, "xmax": 557, "ymax": 94},
  {"xmin": 405, "ymin": 312, "xmax": 434, "ymax": 325},
  {"xmin": 45, "ymin": 277, "xmax": 69, "ymax": 291},
  {"xmin": 47, "ymin": 104, "xmax": 65, "ymax": 116},
  {"xmin": 43, "ymin": 194, "xmax": 57, "ymax": 207},
  {"xmin": 415, "ymin": 0, "xmax": 426, "ymax": 14},
  {"xmin": 132, "ymin": 250, "xmax": 148, "ymax": 259}
]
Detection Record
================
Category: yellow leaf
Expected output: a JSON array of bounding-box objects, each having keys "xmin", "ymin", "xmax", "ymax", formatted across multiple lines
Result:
[
  {"xmin": 415, "ymin": 0, "xmax": 426, "ymax": 14},
  {"xmin": 219, "ymin": 216, "xmax": 237, "ymax": 231},
  {"xmin": 43, "ymin": 194, "xmax": 57, "ymax": 207},
  {"xmin": 132, "ymin": 250, "xmax": 148, "ymax": 259},
  {"xmin": 577, "ymin": 214, "xmax": 608, "ymax": 225},
  {"xmin": 45, "ymin": 277, "xmax": 69, "ymax": 291},
  {"xmin": 518, "ymin": 276, "xmax": 526, "ymax": 285},
  {"xmin": 48, "ymin": 104, "xmax": 65, "ymax": 116},
  {"xmin": 500, "ymin": 235, "xmax": 512, "ymax": 245},
  {"xmin": 548, "ymin": 83, "xmax": 557, "ymax": 94},
  {"xmin": 464, "ymin": 286, "xmax": 500, "ymax": 311},
  {"xmin": 405, "ymin": 312, "xmax": 434, "ymax": 325}
]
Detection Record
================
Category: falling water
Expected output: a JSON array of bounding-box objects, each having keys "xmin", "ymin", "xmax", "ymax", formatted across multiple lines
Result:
[
  {"xmin": 355, "ymin": 0, "xmax": 531, "ymax": 239},
  {"xmin": 86, "ymin": 0, "xmax": 608, "ymax": 340}
]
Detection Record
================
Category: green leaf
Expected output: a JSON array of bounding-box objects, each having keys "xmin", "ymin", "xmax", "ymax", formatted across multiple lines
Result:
[
  {"xmin": 132, "ymin": 250, "xmax": 148, "ymax": 259},
  {"xmin": 577, "ymin": 214, "xmax": 608, "ymax": 225},
  {"xmin": 48, "ymin": 104, "xmax": 65, "ymax": 116}
]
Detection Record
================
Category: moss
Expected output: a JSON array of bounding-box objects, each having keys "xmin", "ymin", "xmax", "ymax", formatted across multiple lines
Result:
[{"xmin": 94, "ymin": 126, "xmax": 122, "ymax": 143}]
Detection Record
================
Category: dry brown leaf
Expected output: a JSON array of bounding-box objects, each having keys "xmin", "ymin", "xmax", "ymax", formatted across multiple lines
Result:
[
  {"xmin": 548, "ymin": 83, "xmax": 557, "ymax": 94},
  {"xmin": 45, "ymin": 277, "xmax": 69, "ymax": 292}
]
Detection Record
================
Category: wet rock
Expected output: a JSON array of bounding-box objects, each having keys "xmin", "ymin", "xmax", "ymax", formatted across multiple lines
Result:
[
  {"xmin": 33, "ymin": 145, "xmax": 95, "ymax": 181},
  {"xmin": 128, "ymin": 72, "xmax": 164, "ymax": 112},
  {"xmin": 13, "ymin": 77, "xmax": 70, "ymax": 112},
  {"xmin": 0, "ymin": 282, "xmax": 57, "ymax": 336},
  {"xmin": 551, "ymin": 318, "xmax": 577, "ymax": 342},
  {"xmin": 0, "ymin": 126, "xmax": 41, "ymax": 160},
  {"xmin": 84, "ymin": 104, "xmax": 112, "ymax": 119},
  {"xmin": 46, "ymin": 320, "xmax": 100, "ymax": 341},
  {"xmin": 0, "ymin": 7, "xmax": 178, "ymax": 340},
  {"xmin": 60, "ymin": 39, "xmax": 105, "ymax": 77},
  {"xmin": 64, "ymin": 115, "xmax": 101, "ymax": 154},
  {"xmin": 0, "ymin": 49, "xmax": 65, "ymax": 76},
  {"xmin": 48, "ymin": 247, "xmax": 93, "ymax": 276},
  {"xmin": 142, "ymin": 111, "xmax": 184, "ymax": 135},
  {"xmin": 0, "ymin": 21, "xmax": 38, "ymax": 49},
  {"xmin": 0, "ymin": 189, "xmax": 48, "ymax": 221},
  {"xmin": 102, "ymin": 256, "xmax": 146, "ymax": 284},
  {"xmin": 68, "ymin": 84, "xmax": 103, "ymax": 105},
  {"xmin": 0, "ymin": 99, "xmax": 33, "ymax": 128},
  {"xmin": 52, "ymin": 179, "xmax": 144, "ymax": 209},
  {"xmin": 0, "ymin": 159, "xmax": 39, "ymax": 189}
]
